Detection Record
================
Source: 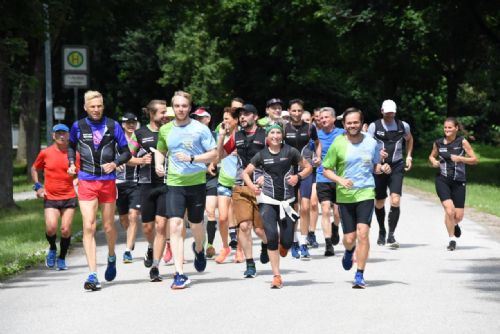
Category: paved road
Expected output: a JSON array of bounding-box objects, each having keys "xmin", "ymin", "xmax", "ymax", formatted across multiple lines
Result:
[{"xmin": 1, "ymin": 192, "xmax": 499, "ymax": 333}]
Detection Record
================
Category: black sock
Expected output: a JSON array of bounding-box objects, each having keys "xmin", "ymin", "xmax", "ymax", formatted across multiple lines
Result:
[
  {"xmin": 246, "ymin": 259, "xmax": 255, "ymax": 266},
  {"xmin": 375, "ymin": 207, "xmax": 386, "ymax": 233},
  {"xmin": 332, "ymin": 224, "xmax": 339, "ymax": 234},
  {"xmin": 357, "ymin": 268, "xmax": 364, "ymax": 274},
  {"xmin": 347, "ymin": 246, "xmax": 356, "ymax": 254},
  {"xmin": 229, "ymin": 228, "xmax": 237, "ymax": 239},
  {"xmin": 388, "ymin": 206, "xmax": 400, "ymax": 233},
  {"xmin": 59, "ymin": 236, "xmax": 71, "ymax": 259},
  {"xmin": 325, "ymin": 237, "xmax": 332, "ymax": 246},
  {"xmin": 261, "ymin": 242, "xmax": 268, "ymax": 251},
  {"xmin": 207, "ymin": 220, "xmax": 217, "ymax": 245},
  {"xmin": 46, "ymin": 233, "xmax": 57, "ymax": 251},
  {"xmin": 308, "ymin": 231, "xmax": 315, "ymax": 237}
]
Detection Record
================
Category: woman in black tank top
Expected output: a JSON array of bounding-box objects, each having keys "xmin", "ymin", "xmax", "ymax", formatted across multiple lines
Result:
[{"xmin": 428, "ymin": 117, "xmax": 478, "ymax": 251}]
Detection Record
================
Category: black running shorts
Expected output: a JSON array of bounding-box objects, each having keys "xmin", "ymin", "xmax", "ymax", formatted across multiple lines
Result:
[
  {"xmin": 166, "ymin": 184, "xmax": 206, "ymax": 223},
  {"xmin": 374, "ymin": 160, "xmax": 404, "ymax": 199},
  {"xmin": 44, "ymin": 197, "xmax": 77, "ymax": 210},
  {"xmin": 139, "ymin": 183, "xmax": 168, "ymax": 222},
  {"xmin": 435, "ymin": 175, "xmax": 466, "ymax": 208},
  {"xmin": 338, "ymin": 199, "xmax": 374, "ymax": 234},
  {"xmin": 116, "ymin": 182, "xmax": 141, "ymax": 216},
  {"xmin": 316, "ymin": 182, "xmax": 337, "ymax": 203}
]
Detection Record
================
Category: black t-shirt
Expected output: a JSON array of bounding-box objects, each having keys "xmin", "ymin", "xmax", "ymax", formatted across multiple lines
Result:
[
  {"xmin": 284, "ymin": 122, "xmax": 318, "ymax": 164},
  {"xmin": 436, "ymin": 136, "xmax": 466, "ymax": 182},
  {"xmin": 134, "ymin": 125, "xmax": 164, "ymax": 184},
  {"xmin": 250, "ymin": 144, "xmax": 302, "ymax": 201}
]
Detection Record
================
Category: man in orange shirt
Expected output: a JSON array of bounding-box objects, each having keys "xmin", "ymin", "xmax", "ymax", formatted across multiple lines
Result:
[{"xmin": 31, "ymin": 124, "xmax": 80, "ymax": 270}]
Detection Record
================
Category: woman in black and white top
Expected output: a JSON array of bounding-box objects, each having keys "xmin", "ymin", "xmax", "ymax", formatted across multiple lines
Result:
[{"xmin": 429, "ymin": 117, "xmax": 478, "ymax": 251}]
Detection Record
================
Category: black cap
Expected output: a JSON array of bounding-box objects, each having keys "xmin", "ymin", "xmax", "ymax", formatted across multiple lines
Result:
[
  {"xmin": 236, "ymin": 104, "xmax": 258, "ymax": 114},
  {"xmin": 266, "ymin": 98, "xmax": 283, "ymax": 107},
  {"xmin": 121, "ymin": 112, "xmax": 138, "ymax": 122}
]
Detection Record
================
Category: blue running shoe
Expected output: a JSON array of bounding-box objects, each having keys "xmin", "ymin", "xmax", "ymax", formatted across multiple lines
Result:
[
  {"xmin": 192, "ymin": 242, "xmax": 207, "ymax": 272},
  {"xmin": 84, "ymin": 273, "xmax": 101, "ymax": 291},
  {"xmin": 307, "ymin": 233, "xmax": 319, "ymax": 248},
  {"xmin": 291, "ymin": 242, "xmax": 300, "ymax": 259},
  {"xmin": 171, "ymin": 272, "xmax": 191, "ymax": 289},
  {"xmin": 45, "ymin": 249, "xmax": 57, "ymax": 268},
  {"xmin": 353, "ymin": 271, "xmax": 366, "ymax": 289},
  {"xmin": 244, "ymin": 263, "xmax": 257, "ymax": 278},
  {"xmin": 342, "ymin": 247, "xmax": 355, "ymax": 271},
  {"xmin": 123, "ymin": 251, "xmax": 133, "ymax": 263},
  {"xmin": 299, "ymin": 244, "xmax": 310, "ymax": 260},
  {"xmin": 104, "ymin": 255, "xmax": 117, "ymax": 281},
  {"xmin": 56, "ymin": 258, "xmax": 68, "ymax": 271}
]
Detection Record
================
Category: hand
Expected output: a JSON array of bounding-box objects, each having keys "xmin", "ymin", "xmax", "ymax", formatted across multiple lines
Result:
[
  {"xmin": 338, "ymin": 177, "xmax": 353, "ymax": 189},
  {"xmin": 450, "ymin": 154, "xmax": 462, "ymax": 163},
  {"xmin": 36, "ymin": 188, "xmax": 45, "ymax": 199},
  {"xmin": 175, "ymin": 152, "xmax": 191, "ymax": 162},
  {"xmin": 155, "ymin": 165, "xmax": 165, "ymax": 177},
  {"xmin": 218, "ymin": 123, "xmax": 229, "ymax": 136},
  {"xmin": 207, "ymin": 162, "xmax": 217, "ymax": 176},
  {"xmin": 102, "ymin": 162, "xmax": 117, "ymax": 174},
  {"xmin": 67, "ymin": 164, "xmax": 77, "ymax": 175},
  {"xmin": 405, "ymin": 157, "xmax": 412, "ymax": 171},
  {"xmin": 116, "ymin": 164, "xmax": 124, "ymax": 172},
  {"xmin": 380, "ymin": 148, "xmax": 388, "ymax": 160},
  {"xmin": 287, "ymin": 175, "xmax": 299, "ymax": 187},
  {"xmin": 251, "ymin": 184, "xmax": 262, "ymax": 196},
  {"xmin": 312, "ymin": 157, "xmax": 321, "ymax": 167},
  {"xmin": 142, "ymin": 153, "xmax": 152, "ymax": 165},
  {"xmin": 381, "ymin": 163, "xmax": 392, "ymax": 174},
  {"xmin": 255, "ymin": 176, "xmax": 264, "ymax": 187},
  {"xmin": 431, "ymin": 160, "xmax": 440, "ymax": 168}
]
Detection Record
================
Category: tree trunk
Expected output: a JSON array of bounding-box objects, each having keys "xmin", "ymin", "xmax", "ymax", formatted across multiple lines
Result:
[
  {"xmin": 15, "ymin": 115, "xmax": 26, "ymax": 163},
  {"xmin": 0, "ymin": 53, "xmax": 17, "ymax": 209}
]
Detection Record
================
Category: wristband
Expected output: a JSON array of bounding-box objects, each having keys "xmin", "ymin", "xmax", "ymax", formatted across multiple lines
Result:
[
  {"xmin": 190, "ymin": 155, "xmax": 195, "ymax": 164},
  {"xmin": 33, "ymin": 182, "xmax": 43, "ymax": 191}
]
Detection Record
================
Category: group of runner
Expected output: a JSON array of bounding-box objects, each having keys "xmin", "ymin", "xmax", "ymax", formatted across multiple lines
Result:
[{"xmin": 31, "ymin": 90, "xmax": 478, "ymax": 291}]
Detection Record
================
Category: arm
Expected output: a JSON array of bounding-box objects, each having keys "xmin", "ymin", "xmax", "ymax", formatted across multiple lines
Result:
[
  {"xmin": 217, "ymin": 129, "xmax": 233, "ymax": 161},
  {"xmin": 175, "ymin": 149, "xmax": 218, "ymax": 164},
  {"xmin": 428, "ymin": 142, "xmax": 440, "ymax": 168},
  {"xmin": 323, "ymin": 168, "xmax": 351, "ymax": 188},
  {"xmin": 152, "ymin": 147, "xmax": 166, "ymax": 177},
  {"xmin": 242, "ymin": 163, "xmax": 261, "ymax": 195},
  {"xmin": 404, "ymin": 132, "xmax": 414, "ymax": 171},
  {"xmin": 287, "ymin": 159, "xmax": 312, "ymax": 187},
  {"xmin": 452, "ymin": 139, "xmax": 478, "ymax": 165},
  {"xmin": 127, "ymin": 154, "xmax": 152, "ymax": 167},
  {"xmin": 313, "ymin": 139, "xmax": 322, "ymax": 166},
  {"xmin": 67, "ymin": 140, "xmax": 78, "ymax": 175},
  {"xmin": 30, "ymin": 166, "xmax": 45, "ymax": 198}
]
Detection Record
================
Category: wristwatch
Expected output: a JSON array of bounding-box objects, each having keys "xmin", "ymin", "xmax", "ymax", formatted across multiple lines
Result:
[{"xmin": 33, "ymin": 182, "xmax": 43, "ymax": 191}]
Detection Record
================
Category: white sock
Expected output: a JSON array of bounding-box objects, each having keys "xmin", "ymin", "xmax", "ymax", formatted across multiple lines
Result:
[
  {"xmin": 125, "ymin": 247, "xmax": 131, "ymax": 252},
  {"xmin": 299, "ymin": 234, "xmax": 307, "ymax": 246},
  {"xmin": 294, "ymin": 231, "xmax": 301, "ymax": 243}
]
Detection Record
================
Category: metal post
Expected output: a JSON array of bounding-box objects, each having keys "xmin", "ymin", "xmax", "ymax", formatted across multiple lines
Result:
[
  {"xmin": 74, "ymin": 87, "xmax": 78, "ymax": 121},
  {"xmin": 44, "ymin": 3, "xmax": 53, "ymax": 144}
]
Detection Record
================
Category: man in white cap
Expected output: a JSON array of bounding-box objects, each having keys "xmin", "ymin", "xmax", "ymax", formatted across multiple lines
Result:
[{"xmin": 367, "ymin": 99, "xmax": 413, "ymax": 248}]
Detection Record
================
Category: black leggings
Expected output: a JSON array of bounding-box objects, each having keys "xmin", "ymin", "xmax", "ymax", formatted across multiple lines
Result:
[{"xmin": 259, "ymin": 203, "xmax": 295, "ymax": 251}]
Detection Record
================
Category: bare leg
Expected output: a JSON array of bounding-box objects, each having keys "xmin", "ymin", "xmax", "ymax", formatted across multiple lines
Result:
[
  {"xmin": 100, "ymin": 202, "xmax": 117, "ymax": 257},
  {"xmin": 79, "ymin": 200, "xmax": 99, "ymax": 272}
]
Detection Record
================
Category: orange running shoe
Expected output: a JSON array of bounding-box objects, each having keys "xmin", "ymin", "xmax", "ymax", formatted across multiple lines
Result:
[
  {"xmin": 215, "ymin": 247, "xmax": 231, "ymax": 264},
  {"xmin": 234, "ymin": 245, "xmax": 244, "ymax": 263},
  {"xmin": 279, "ymin": 244, "xmax": 289, "ymax": 258},
  {"xmin": 163, "ymin": 242, "xmax": 172, "ymax": 264},
  {"xmin": 271, "ymin": 275, "xmax": 283, "ymax": 289}
]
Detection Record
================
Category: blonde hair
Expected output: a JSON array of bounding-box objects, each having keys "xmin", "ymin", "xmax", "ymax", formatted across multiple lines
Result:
[
  {"xmin": 84, "ymin": 90, "xmax": 103, "ymax": 104},
  {"xmin": 171, "ymin": 90, "xmax": 192, "ymax": 105}
]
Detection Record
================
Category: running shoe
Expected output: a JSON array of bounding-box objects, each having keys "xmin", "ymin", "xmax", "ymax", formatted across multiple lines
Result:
[
  {"xmin": 192, "ymin": 242, "xmax": 207, "ymax": 272},
  {"xmin": 163, "ymin": 242, "xmax": 172, "ymax": 264},
  {"xmin": 342, "ymin": 248, "xmax": 355, "ymax": 271},
  {"xmin": 171, "ymin": 272, "xmax": 191, "ymax": 289},
  {"xmin": 244, "ymin": 263, "xmax": 257, "ymax": 278},
  {"xmin": 352, "ymin": 271, "xmax": 366, "ymax": 289},
  {"xmin": 123, "ymin": 251, "xmax": 133, "ymax": 264},
  {"xmin": 206, "ymin": 244, "xmax": 216, "ymax": 258},
  {"xmin": 56, "ymin": 258, "xmax": 68, "ymax": 271},
  {"xmin": 332, "ymin": 224, "xmax": 340, "ymax": 246},
  {"xmin": 377, "ymin": 231, "xmax": 386, "ymax": 246},
  {"xmin": 447, "ymin": 240, "xmax": 457, "ymax": 251},
  {"xmin": 291, "ymin": 242, "xmax": 300, "ymax": 259},
  {"xmin": 229, "ymin": 233, "xmax": 238, "ymax": 250},
  {"xmin": 324, "ymin": 244, "xmax": 335, "ymax": 256},
  {"xmin": 260, "ymin": 245, "xmax": 269, "ymax": 264},
  {"xmin": 279, "ymin": 244, "xmax": 289, "ymax": 258},
  {"xmin": 234, "ymin": 246, "xmax": 244, "ymax": 263},
  {"xmin": 386, "ymin": 234, "xmax": 400, "ymax": 249},
  {"xmin": 454, "ymin": 224, "xmax": 462, "ymax": 238},
  {"xmin": 84, "ymin": 273, "xmax": 101, "ymax": 291},
  {"xmin": 45, "ymin": 249, "xmax": 57, "ymax": 268},
  {"xmin": 299, "ymin": 244, "xmax": 310, "ymax": 260},
  {"xmin": 144, "ymin": 247, "xmax": 153, "ymax": 268},
  {"xmin": 149, "ymin": 266, "xmax": 162, "ymax": 282},
  {"xmin": 104, "ymin": 256, "xmax": 117, "ymax": 282},
  {"xmin": 271, "ymin": 275, "xmax": 283, "ymax": 289},
  {"xmin": 215, "ymin": 247, "xmax": 231, "ymax": 264},
  {"xmin": 307, "ymin": 233, "xmax": 319, "ymax": 248}
]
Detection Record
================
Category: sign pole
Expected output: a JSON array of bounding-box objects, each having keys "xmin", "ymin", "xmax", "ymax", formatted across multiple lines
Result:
[{"xmin": 74, "ymin": 87, "xmax": 78, "ymax": 122}]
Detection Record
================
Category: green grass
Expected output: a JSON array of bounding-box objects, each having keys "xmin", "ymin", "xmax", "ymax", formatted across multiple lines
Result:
[
  {"xmin": 406, "ymin": 143, "xmax": 500, "ymax": 217},
  {"xmin": 13, "ymin": 162, "xmax": 32, "ymax": 193},
  {"xmin": 0, "ymin": 200, "xmax": 83, "ymax": 279}
]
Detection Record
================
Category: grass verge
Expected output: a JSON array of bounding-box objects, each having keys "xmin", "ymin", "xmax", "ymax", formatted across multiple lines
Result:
[{"xmin": 0, "ymin": 200, "xmax": 83, "ymax": 280}]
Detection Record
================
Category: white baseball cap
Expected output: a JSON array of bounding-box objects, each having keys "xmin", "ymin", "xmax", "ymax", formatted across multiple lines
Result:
[{"xmin": 381, "ymin": 99, "xmax": 397, "ymax": 113}]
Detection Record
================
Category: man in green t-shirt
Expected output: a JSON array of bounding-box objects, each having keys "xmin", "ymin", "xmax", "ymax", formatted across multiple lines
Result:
[{"xmin": 323, "ymin": 108, "xmax": 390, "ymax": 289}]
